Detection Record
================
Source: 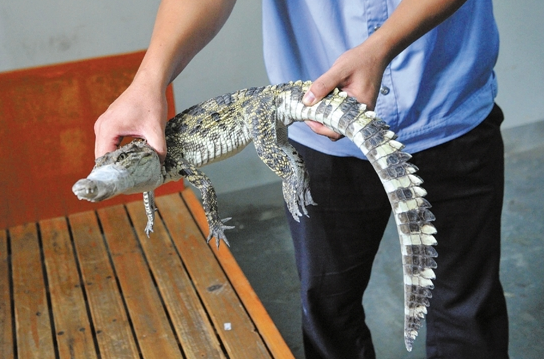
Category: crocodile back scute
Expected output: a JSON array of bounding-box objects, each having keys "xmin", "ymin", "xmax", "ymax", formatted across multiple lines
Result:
[{"xmin": 164, "ymin": 91, "xmax": 255, "ymax": 171}]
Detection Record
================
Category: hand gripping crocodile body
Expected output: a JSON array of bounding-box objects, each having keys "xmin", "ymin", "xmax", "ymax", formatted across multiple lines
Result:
[{"xmin": 73, "ymin": 80, "xmax": 437, "ymax": 351}]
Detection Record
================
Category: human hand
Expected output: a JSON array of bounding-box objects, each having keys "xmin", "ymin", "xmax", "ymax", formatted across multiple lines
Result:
[
  {"xmin": 302, "ymin": 38, "xmax": 388, "ymax": 140},
  {"xmin": 94, "ymin": 80, "xmax": 168, "ymax": 162}
]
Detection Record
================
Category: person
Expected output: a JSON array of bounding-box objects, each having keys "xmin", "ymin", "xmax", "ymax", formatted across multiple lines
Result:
[{"xmin": 94, "ymin": 0, "xmax": 510, "ymax": 358}]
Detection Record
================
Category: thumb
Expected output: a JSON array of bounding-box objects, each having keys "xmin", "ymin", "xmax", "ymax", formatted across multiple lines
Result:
[
  {"xmin": 145, "ymin": 129, "xmax": 167, "ymax": 163},
  {"xmin": 94, "ymin": 135, "xmax": 123, "ymax": 159},
  {"xmin": 94, "ymin": 118, "xmax": 123, "ymax": 159},
  {"xmin": 302, "ymin": 71, "xmax": 340, "ymax": 106}
]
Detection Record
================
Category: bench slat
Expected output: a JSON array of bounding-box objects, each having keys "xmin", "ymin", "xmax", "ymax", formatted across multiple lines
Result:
[
  {"xmin": 181, "ymin": 190, "xmax": 296, "ymax": 359},
  {"xmin": 97, "ymin": 205, "xmax": 184, "ymax": 359},
  {"xmin": 156, "ymin": 193, "xmax": 272, "ymax": 358},
  {"xmin": 0, "ymin": 230, "xmax": 14, "ymax": 359},
  {"xmin": 125, "ymin": 200, "xmax": 226, "ymax": 358},
  {"xmin": 40, "ymin": 217, "xmax": 98, "ymax": 358},
  {"xmin": 69, "ymin": 211, "xmax": 141, "ymax": 358},
  {"xmin": 10, "ymin": 223, "xmax": 56, "ymax": 359}
]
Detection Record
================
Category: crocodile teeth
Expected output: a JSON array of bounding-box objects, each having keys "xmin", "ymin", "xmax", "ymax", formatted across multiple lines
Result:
[
  {"xmin": 72, "ymin": 178, "xmax": 98, "ymax": 200},
  {"xmin": 72, "ymin": 177, "xmax": 117, "ymax": 203}
]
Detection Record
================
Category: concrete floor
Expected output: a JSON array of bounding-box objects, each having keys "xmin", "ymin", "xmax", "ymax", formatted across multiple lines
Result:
[{"xmin": 215, "ymin": 120, "xmax": 544, "ymax": 359}]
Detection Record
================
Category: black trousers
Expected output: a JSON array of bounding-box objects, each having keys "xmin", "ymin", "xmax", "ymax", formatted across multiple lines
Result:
[{"xmin": 286, "ymin": 104, "xmax": 509, "ymax": 359}]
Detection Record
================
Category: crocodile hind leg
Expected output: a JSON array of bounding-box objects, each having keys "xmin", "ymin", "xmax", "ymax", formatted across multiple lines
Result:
[
  {"xmin": 276, "ymin": 123, "xmax": 316, "ymax": 213},
  {"xmin": 175, "ymin": 158, "xmax": 233, "ymax": 247},
  {"xmin": 252, "ymin": 116, "xmax": 315, "ymax": 221}
]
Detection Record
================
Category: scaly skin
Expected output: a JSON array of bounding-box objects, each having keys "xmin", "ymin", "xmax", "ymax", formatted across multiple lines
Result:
[{"xmin": 73, "ymin": 80, "xmax": 437, "ymax": 350}]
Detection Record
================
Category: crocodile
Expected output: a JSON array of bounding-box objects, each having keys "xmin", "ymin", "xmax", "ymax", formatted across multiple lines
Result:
[{"xmin": 72, "ymin": 80, "xmax": 437, "ymax": 351}]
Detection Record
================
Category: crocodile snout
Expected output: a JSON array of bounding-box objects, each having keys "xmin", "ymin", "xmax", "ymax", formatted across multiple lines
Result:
[
  {"xmin": 72, "ymin": 178, "xmax": 98, "ymax": 200},
  {"xmin": 72, "ymin": 178, "xmax": 115, "ymax": 202}
]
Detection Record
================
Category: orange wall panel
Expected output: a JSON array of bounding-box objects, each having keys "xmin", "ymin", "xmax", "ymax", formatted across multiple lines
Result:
[{"xmin": 0, "ymin": 51, "xmax": 183, "ymax": 229}]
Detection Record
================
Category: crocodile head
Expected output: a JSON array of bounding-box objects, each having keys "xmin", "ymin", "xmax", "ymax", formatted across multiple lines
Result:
[{"xmin": 72, "ymin": 139, "xmax": 164, "ymax": 202}]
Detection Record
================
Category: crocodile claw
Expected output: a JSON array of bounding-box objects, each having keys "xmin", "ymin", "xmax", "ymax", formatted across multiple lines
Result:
[
  {"xmin": 206, "ymin": 217, "xmax": 235, "ymax": 248},
  {"xmin": 144, "ymin": 221, "xmax": 154, "ymax": 237},
  {"xmin": 283, "ymin": 177, "xmax": 317, "ymax": 222}
]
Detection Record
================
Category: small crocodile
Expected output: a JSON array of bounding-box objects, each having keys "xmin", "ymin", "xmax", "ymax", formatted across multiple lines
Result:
[{"xmin": 73, "ymin": 80, "xmax": 437, "ymax": 351}]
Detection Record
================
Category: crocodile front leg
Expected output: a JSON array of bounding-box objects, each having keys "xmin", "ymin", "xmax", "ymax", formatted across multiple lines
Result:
[
  {"xmin": 174, "ymin": 158, "xmax": 233, "ymax": 247},
  {"xmin": 143, "ymin": 190, "xmax": 157, "ymax": 237}
]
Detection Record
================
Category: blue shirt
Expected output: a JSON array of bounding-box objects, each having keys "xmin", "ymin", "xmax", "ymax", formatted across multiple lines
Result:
[{"xmin": 262, "ymin": 0, "xmax": 500, "ymax": 158}]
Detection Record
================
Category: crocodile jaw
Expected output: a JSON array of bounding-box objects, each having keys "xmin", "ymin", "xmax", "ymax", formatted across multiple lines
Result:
[
  {"xmin": 72, "ymin": 163, "xmax": 163, "ymax": 202},
  {"xmin": 73, "ymin": 140, "xmax": 165, "ymax": 203},
  {"xmin": 73, "ymin": 164, "xmax": 142, "ymax": 202}
]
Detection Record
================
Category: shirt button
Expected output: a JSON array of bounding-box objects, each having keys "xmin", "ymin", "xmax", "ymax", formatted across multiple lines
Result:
[
  {"xmin": 380, "ymin": 86, "xmax": 390, "ymax": 95},
  {"xmin": 373, "ymin": 25, "xmax": 381, "ymax": 31}
]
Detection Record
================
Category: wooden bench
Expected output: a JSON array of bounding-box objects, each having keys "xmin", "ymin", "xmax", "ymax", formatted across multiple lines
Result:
[{"xmin": 0, "ymin": 52, "xmax": 294, "ymax": 358}]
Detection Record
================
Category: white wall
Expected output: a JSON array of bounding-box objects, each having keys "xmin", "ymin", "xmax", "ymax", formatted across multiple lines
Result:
[
  {"xmin": 493, "ymin": 0, "xmax": 544, "ymax": 128},
  {"xmin": 0, "ymin": 0, "xmax": 157, "ymax": 69},
  {"xmin": 0, "ymin": 0, "xmax": 269, "ymax": 104},
  {"xmin": 1, "ymin": 0, "xmax": 542, "ymax": 193}
]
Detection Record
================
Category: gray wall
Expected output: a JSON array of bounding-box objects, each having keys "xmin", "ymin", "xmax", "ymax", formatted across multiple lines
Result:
[{"xmin": 1, "ymin": 0, "xmax": 542, "ymax": 193}]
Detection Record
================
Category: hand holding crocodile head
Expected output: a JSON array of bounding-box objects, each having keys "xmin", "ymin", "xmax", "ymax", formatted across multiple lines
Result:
[{"xmin": 72, "ymin": 139, "xmax": 164, "ymax": 202}]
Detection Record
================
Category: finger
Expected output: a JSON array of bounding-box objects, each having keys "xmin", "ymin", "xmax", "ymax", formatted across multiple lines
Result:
[
  {"xmin": 303, "ymin": 70, "xmax": 341, "ymax": 106},
  {"xmin": 144, "ymin": 127, "xmax": 168, "ymax": 163},
  {"xmin": 94, "ymin": 134, "xmax": 123, "ymax": 159},
  {"xmin": 146, "ymin": 138, "xmax": 167, "ymax": 163},
  {"xmin": 94, "ymin": 120, "xmax": 118, "ymax": 158},
  {"xmin": 305, "ymin": 121, "xmax": 343, "ymax": 141}
]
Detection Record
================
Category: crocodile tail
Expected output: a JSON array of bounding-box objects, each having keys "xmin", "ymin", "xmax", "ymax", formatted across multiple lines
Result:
[
  {"xmin": 360, "ymin": 121, "xmax": 437, "ymax": 352},
  {"xmin": 292, "ymin": 81, "xmax": 438, "ymax": 352}
]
